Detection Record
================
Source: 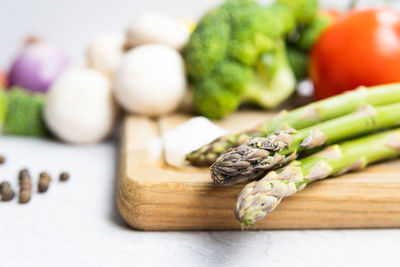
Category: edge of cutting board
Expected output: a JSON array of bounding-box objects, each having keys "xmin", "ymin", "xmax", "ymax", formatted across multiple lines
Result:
[{"xmin": 117, "ymin": 114, "xmax": 400, "ymax": 231}]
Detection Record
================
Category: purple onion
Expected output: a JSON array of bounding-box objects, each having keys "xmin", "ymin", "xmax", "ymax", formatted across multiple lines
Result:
[{"xmin": 8, "ymin": 40, "xmax": 69, "ymax": 93}]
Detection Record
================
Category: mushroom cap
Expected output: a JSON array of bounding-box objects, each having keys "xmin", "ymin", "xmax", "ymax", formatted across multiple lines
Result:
[
  {"xmin": 44, "ymin": 67, "xmax": 116, "ymax": 144},
  {"xmin": 114, "ymin": 44, "xmax": 187, "ymax": 116},
  {"xmin": 87, "ymin": 33, "xmax": 125, "ymax": 77},
  {"xmin": 125, "ymin": 13, "xmax": 190, "ymax": 50}
]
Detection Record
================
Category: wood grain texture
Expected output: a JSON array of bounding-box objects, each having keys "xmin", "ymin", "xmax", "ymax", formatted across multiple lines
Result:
[{"xmin": 117, "ymin": 113, "xmax": 400, "ymax": 230}]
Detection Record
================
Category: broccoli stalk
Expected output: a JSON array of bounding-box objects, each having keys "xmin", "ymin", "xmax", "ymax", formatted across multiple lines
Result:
[
  {"xmin": 241, "ymin": 41, "xmax": 295, "ymax": 109},
  {"xmin": 185, "ymin": 0, "xmax": 318, "ymax": 119}
]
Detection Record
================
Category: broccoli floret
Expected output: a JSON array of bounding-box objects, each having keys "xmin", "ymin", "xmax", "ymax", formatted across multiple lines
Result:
[
  {"xmin": 185, "ymin": 0, "xmax": 318, "ymax": 119},
  {"xmin": 296, "ymin": 12, "xmax": 333, "ymax": 51},
  {"xmin": 276, "ymin": 0, "xmax": 318, "ymax": 24},
  {"xmin": 3, "ymin": 88, "xmax": 48, "ymax": 136},
  {"xmin": 287, "ymin": 11, "xmax": 334, "ymax": 51},
  {"xmin": 215, "ymin": 60, "xmax": 253, "ymax": 94},
  {"xmin": 185, "ymin": 7, "xmax": 231, "ymax": 81},
  {"xmin": 287, "ymin": 45, "xmax": 309, "ymax": 80},
  {"xmin": 285, "ymin": 11, "xmax": 333, "ymax": 79},
  {"xmin": 193, "ymin": 79, "xmax": 240, "ymax": 119},
  {"xmin": 227, "ymin": 2, "xmax": 294, "ymax": 66}
]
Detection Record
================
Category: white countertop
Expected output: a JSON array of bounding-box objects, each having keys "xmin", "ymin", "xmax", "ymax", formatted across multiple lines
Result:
[{"xmin": 1, "ymin": 135, "xmax": 400, "ymax": 267}]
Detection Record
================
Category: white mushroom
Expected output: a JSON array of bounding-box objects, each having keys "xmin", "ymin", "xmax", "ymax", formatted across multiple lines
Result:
[
  {"xmin": 114, "ymin": 44, "xmax": 187, "ymax": 116},
  {"xmin": 87, "ymin": 33, "xmax": 125, "ymax": 77},
  {"xmin": 44, "ymin": 67, "xmax": 116, "ymax": 144},
  {"xmin": 125, "ymin": 13, "xmax": 190, "ymax": 50}
]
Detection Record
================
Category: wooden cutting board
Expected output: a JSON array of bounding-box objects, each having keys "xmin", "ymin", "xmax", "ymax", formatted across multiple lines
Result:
[{"xmin": 117, "ymin": 112, "xmax": 400, "ymax": 230}]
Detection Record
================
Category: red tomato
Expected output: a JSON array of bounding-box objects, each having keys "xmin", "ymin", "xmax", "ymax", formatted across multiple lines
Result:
[
  {"xmin": 0, "ymin": 69, "xmax": 7, "ymax": 89},
  {"xmin": 310, "ymin": 8, "xmax": 400, "ymax": 99}
]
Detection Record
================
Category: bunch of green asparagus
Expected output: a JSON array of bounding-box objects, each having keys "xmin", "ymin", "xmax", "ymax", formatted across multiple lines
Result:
[{"xmin": 186, "ymin": 83, "xmax": 400, "ymax": 227}]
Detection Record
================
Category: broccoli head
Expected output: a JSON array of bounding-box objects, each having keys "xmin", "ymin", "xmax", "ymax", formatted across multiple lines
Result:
[
  {"xmin": 185, "ymin": 0, "xmax": 318, "ymax": 119},
  {"xmin": 3, "ymin": 88, "xmax": 48, "ymax": 136},
  {"xmin": 287, "ymin": 45, "xmax": 309, "ymax": 80},
  {"xmin": 194, "ymin": 79, "xmax": 240, "ymax": 119},
  {"xmin": 296, "ymin": 12, "xmax": 333, "ymax": 51},
  {"xmin": 276, "ymin": 0, "xmax": 318, "ymax": 24},
  {"xmin": 286, "ymin": 11, "xmax": 334, "ymax": 80}
]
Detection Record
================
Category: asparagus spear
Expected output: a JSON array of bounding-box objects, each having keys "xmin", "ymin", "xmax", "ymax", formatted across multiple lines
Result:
[
  {"xmin": 211, "ymin": 103, "xmax": 400, "ymax": 186},
  {"xmin": 186, "ymin": 83, "xmax": 400, "ymax": 166},
  {"xmin": 235, "ymin": 128, "xmax": 400, "ymax": 227}
]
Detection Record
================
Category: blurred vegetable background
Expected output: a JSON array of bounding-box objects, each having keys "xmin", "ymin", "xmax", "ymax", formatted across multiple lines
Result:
[
  {"xmin": 185, "ymin": 0, "xmax": 308, "ymax": 119},
  {"xmin": 1, "ymin": 0, "xmax": 400, "ymax": 145},
  {"xmin": 8, "ymin": 39, "xmax": 69, "ymax": 93}
]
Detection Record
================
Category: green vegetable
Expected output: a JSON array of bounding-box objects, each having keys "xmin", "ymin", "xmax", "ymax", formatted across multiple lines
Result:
[
  {"xmin": 185, "ymin": 0, "xmax": 319, "ymax": 119},
  {"xmin": 3, "ymin": 88, "xmax": 48, "ymax": 136},
  {"xmin": 210, "ymin": 102, "xmax": 400, "ymax": 186},
  {"xmin": 186, "ymin": 83, "xmax": 400, "ymax": 166},
  {"xmin": 296, "ymin": 12, "xmax": 333, "ymax": 51},
  {"xmin": 235, "ymin": 128, "xmax": 400, "ymax": 227},
  {"xmin": 276, "ymin": 0, "xmax": 318, "ymax": 24},
  {"xmin": 193, "ymin": 79, "xmax": 240, "ymax": 119},
  {"xmin": 286, "ymin": 45, "xmax": 309, "ymax": 80},
  {"xmin": 285, "ymin": 11, "xmax": 333, "ymax": 78}
]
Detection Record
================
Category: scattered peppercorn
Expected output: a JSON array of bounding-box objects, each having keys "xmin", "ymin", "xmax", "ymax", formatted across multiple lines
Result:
[
  {"xmin": 19, "ymin": 169, "xmax": 32, "ymax": 204},
  {"xmin": 0, "ymin": 156, "xmax": 5, "ymax": 164},
  {"xmin": 59, "ymin": 172, "xmax": 70, "ymax": 182},
  {"xmin": 19, "ymin": 169, "xmax": 29, "ymax": 181},
  {"xmin": 38, "ymin": 172, "xmax": 51, "ymax": 193},
  {"xmin": 0, "ymin": 181, "xmax": 15, "ymax": 201}
]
